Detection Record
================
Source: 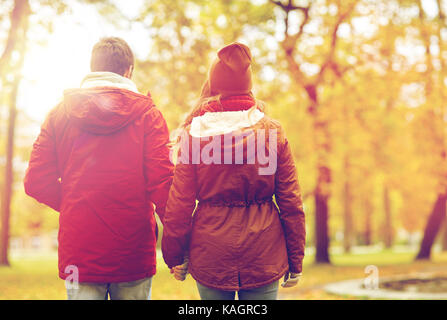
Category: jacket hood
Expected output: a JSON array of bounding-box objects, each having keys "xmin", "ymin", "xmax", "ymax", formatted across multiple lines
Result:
[
  {"xmin": 63, "ymin": 87, "xmax": 153, "ymax": 135},
  {"xmin": 190, "ymin": 105, "xmax": 264, "ymax": 138}
]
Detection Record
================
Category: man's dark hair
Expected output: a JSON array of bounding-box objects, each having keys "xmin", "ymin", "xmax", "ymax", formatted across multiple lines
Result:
[{"xmin": 90, "ymin": 37, "xmax": 134, "ymax": 76}]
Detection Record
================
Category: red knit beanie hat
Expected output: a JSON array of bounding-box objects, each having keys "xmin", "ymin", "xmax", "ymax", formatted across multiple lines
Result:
[{"xmin": 206, "ymin": 42, "xmax": 253, "ymax": 97}]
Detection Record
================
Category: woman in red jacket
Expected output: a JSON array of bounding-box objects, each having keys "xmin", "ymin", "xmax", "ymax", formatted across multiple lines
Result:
[{"xmin": 162, "ymin": 42, "xmax": 306, "ymax": 300}]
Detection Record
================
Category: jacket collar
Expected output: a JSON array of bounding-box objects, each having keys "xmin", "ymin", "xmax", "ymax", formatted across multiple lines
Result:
[{"xmin": 80, "ymin": 72, "xmax": 139, "ymax": 94}]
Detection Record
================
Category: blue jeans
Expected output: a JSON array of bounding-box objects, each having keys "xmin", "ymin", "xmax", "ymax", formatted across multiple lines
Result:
[
  {"xmin": 66, "ymin": 277, "xmax": 152, "ymax": 300},
  {"xmin": 196, "ymin": 280, "xmax": 279, "ymax": 300}
]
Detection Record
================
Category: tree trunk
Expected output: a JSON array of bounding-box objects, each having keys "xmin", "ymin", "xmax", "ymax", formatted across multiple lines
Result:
[
  {"xmin": 0, "ymin": 80, "xmax": 19, "ymax": 266},
  {"xmin": 315, "ymin": 188, "xmax": 330, "ymax": 263},
  {"xmin": 312, "ymin": 95, "xmax": 331, "ymax": 264},
  {"xmin": 364, "ymin": 196, "xmax": 373, "ymax": 246},
  {"xmin": 343, "ymin": 156, "xmax": 353, "ymax": 252},
  {"xmin": 0, "ymin": 0, "xmax": 29, "ymax": 74},
  {"xmin": 383, "ymin": 185, "xmax": 393, "ymax": 248},
  {"xmin": 416, "ymin": 193, "xmax": 447, "ymax": 260},
  {"xmin": 442, "ymin": 220, "xmax": 447, "ymax": 251}
]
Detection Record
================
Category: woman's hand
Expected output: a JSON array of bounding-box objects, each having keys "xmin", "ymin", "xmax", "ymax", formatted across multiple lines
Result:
[
  {"xmin": 281, "ymin": 272, "xmax": 301, "ymax": 288},
  {"xmin": 170, "ymin": 257, "xmax": 189, "ymax": 281}
]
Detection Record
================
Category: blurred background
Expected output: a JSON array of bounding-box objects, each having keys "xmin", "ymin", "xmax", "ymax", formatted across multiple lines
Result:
[{"xmin": 1, "ymin": 0, "xmax": 447, "ymax": 299}]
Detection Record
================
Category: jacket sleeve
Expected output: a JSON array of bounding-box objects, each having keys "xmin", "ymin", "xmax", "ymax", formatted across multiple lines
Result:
[
  {"xmin": 143, "ymin": 108, "xmax": 174, "ymax": 222},
  {"xmin": 275, "ymin": 126, "xmax": 306, "ymax": 274},
  {"xmin": 24, "ymin": 112, "xmax": 61, "ymax": 212},
  {"xmin": 161, "ymin": 138, "xmax": 197, "ymax": 269}
]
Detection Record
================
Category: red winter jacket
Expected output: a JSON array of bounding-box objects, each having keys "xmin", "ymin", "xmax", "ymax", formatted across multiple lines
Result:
[
  {"xmin": 162, "ymin": 96, "xmax": 306, "ymax": 291},
  {"xmin": 24, "ymin": 87, "xmax": 173, "ymax": 283}
]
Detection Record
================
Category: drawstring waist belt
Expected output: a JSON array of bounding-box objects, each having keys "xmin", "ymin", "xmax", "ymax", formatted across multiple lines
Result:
[{"xmin": 199, "ymin": 196, "xmax": 273, "ymax": 208}]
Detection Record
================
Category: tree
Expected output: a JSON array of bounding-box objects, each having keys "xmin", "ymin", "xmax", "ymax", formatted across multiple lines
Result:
[
  {"xmin": 135, "ymin": 0, "xmax": 274, "ymax": 128},
  {"xmin": 415, "ymin": 0, "xmax": 447, "ymax": 260},
  {"xmin": 0, "ymin": 0, "xmax": 30, "ymax": 266},
  {"xmin": 271, "ymin": 0, "xmax": 358, "ymax": 263}
]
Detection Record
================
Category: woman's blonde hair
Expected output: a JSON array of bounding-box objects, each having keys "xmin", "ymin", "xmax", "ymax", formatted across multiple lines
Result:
[{"xmin": 180, "ymin": 94, "xmax": 223, "ymax": 129}]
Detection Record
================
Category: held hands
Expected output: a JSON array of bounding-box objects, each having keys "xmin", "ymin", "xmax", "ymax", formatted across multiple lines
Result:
[
  {"xmin": 281, "ymin": 272, "xmax": 302, "ymax": 288},
  {"xmin": 170, "ymin": 258, "xmax": 302, "ymax": 286},
  {"xmin": 170, "ymin": 257, "xmax": 189, "ymax": 281}
]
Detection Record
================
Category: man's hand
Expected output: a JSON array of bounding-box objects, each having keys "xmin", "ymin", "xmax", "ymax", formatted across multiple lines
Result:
[
  {"xmin": 170, "ymin": 258, "xmax": 189, "ymax": 281},
  {"xmin": 281, "ymin": 272, "xmax": 301, "ymax": 288}
]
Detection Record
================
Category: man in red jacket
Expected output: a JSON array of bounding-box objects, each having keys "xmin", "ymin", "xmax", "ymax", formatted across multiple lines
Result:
[{"xmin": 24, "ymin": 37, "xmax": 174, "ymax": 300}]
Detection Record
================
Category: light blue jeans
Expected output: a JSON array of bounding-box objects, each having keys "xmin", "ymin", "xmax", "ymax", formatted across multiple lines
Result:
[
  {"xmin": 66, "ymin": 277, "xmax": 152, "ymax": 300},
  {"xmin": 196, "ymin": 280, "xmax": 279, "ymax": 300}
]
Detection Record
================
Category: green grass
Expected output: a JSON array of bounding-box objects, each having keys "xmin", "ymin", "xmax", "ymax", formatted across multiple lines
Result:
[
  {"xmin": 0, "ymin": 254, "xmax": 63, "ymax": 300},
  {"xmin": 0, "ymin": 252, "xmax": 200, "ymax": 300},
  {"xmin": 1, "ymin": 250, "xmax": 447, "ymax": 300}
]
